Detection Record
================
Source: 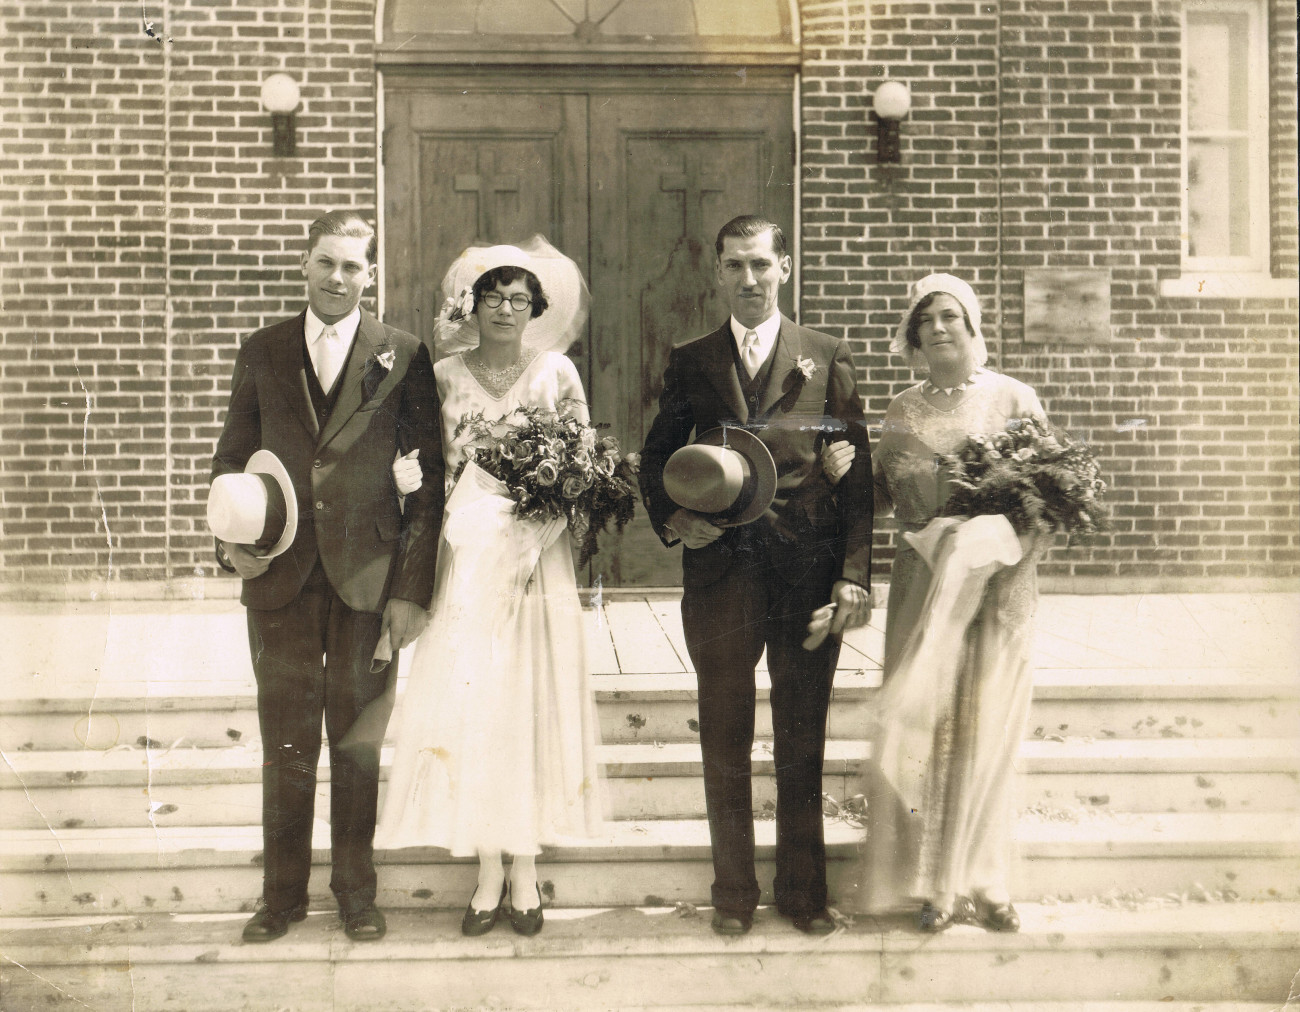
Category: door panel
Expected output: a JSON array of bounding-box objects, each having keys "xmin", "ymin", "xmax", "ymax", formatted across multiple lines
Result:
[
  {"xmin": 588, "ymin": 90, "xmax": 794, "ymax": 586},
  {"xmin": 384, "ymin": 77, "xmax": 792, "ymax": 586},
  {"xmin": 384, "ymin": 89, "xmax": 587, "ymax": 358}
]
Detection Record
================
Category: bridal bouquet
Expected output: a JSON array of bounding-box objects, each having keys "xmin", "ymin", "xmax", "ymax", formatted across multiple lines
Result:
[
  {"xmin": 941, "ymin": 416, "xmax": 1108, "ymax": 543},
  {"xmin": 453, "ymin": 405, "xmax": 640, "ymax": 565}
]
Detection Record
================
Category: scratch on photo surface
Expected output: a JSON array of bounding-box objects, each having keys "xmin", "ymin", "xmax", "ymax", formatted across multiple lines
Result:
[
  {"xmin": 0, "ymin": 746, "xmax": 74, "ymax": 885},
  {"xmin": 2, "ymin": 954, "xmax": 95, "ymax": 1009},
  {"xmin": 74, "ymin": 364, "xmax": 113, "ymax": 825}
]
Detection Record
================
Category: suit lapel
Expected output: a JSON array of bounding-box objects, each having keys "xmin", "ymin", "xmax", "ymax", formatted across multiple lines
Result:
[
  {"xmin": 317, "ymin": 310, "xmax": 384, "ymax": 450},
  {"xmin": 757, "ymin": 316, "xmax": 802, "ymax": 418},
  {"xmin": 270, "ymin": 313, "xmax": 319, "ymax": 441},
  {"xmin": 696, "ymin": 324, "xmax": 749, "ymax": 425}
]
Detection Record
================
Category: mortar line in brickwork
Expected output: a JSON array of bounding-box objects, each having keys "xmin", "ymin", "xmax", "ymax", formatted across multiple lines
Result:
[
  {"xmin": 162, "ymin": 0, "xmax": 174, "ymax": 577},
  {"xmin": 994, "ymin": 0, "xmax": 1004, "ymax": 375}
]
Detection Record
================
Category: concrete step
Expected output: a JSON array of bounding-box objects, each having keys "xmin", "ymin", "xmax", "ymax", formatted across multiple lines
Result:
[
  {"xmin": 0, "ymin": 904, "xmax": 1294, "ymax": 1008},
  {"xmin": 1, "ymin": 813, "xmax": 1296, "ymax": 918},
  {"xmin": 4, "ymin": 667, "xmax": 1296, "ymax": 751},
  {"xmin": 3, "ymin": 737, "xmax": 1295, "ymax": 830}
]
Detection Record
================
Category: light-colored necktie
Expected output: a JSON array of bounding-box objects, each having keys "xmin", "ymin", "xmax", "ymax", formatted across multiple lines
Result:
[
  {"xmin": 313, "ymin": 325, "xmax": 345, "ymax": 393},
  {"xmin": 741, "ymin": 329, "xmax": 763, "ymax": 376}
]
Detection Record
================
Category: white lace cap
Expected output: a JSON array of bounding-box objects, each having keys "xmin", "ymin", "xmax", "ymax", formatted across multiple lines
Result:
[
  {"xmin": 434, "ymin": 235, "xmax": 590, "ymax": 356},
  {"xmin": 890, "ymin": 272, "xmax": 989, "ymax": 370}
]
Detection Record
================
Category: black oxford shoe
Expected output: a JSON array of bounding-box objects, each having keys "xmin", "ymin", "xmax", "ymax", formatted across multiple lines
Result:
[
  {"xmin": 241, "ymin": 901, "xmax": 307, "ymax": 943},
  {"xmin": 341, "ymin": 904, "xmax": 387, "ymax": 941},
  {"xmin": 710, "ymin": 909, "xmax": 753, "ymax": 936},
  {"xmin": 785, "ymin": 909, "xmax": 836, "ymax": 935}
]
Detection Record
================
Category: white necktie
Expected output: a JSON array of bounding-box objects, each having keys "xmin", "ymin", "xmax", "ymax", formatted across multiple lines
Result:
[
  {"xmin": 313, "ymin": 325, "xmax": 345, "ymax": 393},
  {"xmin": 741, "ymin": 329, "xmax": 763, "ymax": 376}
]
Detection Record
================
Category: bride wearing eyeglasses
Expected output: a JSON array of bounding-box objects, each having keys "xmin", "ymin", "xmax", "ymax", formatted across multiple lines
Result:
[{"xmin": 373, "ymin": 237, "xmax": 603, "ymax": 939}]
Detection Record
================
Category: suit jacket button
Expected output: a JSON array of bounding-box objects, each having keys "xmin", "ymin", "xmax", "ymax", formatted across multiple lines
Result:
[
  {"xmin": 313, "ymin": 459, "xmax": 322, "ymax": 468},
  {"xmin": 315, "ymin": 501, "xmax": 324, "ymax": 511}
]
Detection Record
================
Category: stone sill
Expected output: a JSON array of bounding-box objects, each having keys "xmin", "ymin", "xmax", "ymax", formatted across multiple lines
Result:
[{"xmin": 1159, "ymin": 274, "xmax": 1299, "ymax": 300}]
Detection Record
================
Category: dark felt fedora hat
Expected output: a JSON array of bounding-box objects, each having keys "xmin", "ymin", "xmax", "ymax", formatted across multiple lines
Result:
[
  {"xmin": 663, "ymin": 426, "xmax": 777, "ymax": 527},
  {"xmin": 206, "ymin": 449, "xmax": 298, "ymax": 558}
]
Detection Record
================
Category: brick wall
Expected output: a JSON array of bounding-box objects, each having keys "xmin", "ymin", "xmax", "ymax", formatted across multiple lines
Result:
[
  {"xmin": 798, "ymin": 0, "xmax": 1299, "ymax": 585},
  {"xmin": 1, "ymin": 0, "xmax": 1296, "ymax": 591},
  {"xmin": 0, "ymin": 0, "xmax": 379, "ymax": 590}
]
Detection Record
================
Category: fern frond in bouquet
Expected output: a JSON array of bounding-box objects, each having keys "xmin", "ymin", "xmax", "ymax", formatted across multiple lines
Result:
[
  {"xmin": 941, "ymin": 416, "xmax": 1108, "ymax": 544},
  {"xmin": 453, "ymin": 403, "xmax": 640, "ymax": 566}
]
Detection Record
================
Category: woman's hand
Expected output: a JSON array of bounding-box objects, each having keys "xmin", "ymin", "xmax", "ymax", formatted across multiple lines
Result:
[
  {"xmin": 821, "ymin": 440, "xmax": 856, "ymax": 485},
  {"xmin": 393, "ymin": 449, "xmax": 422, "ymax": 495}
]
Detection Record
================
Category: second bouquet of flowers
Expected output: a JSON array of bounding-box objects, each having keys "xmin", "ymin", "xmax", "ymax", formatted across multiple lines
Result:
[
  {"xmin": 453, "ymin": 404, "xmax": 640, "ymax": 566},
  {"xmin": 942, "ymin": 415, "xmax": 1108, "ymax": 543}
]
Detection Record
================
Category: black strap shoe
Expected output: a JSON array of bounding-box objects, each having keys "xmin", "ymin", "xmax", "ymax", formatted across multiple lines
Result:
[
  {"xmin": 918, "ymin": 901, "xmax": 954, "ymax": 933},
  {"xmin": 978, "ymin": 901, "xmax": 1020, "ymax": 933},
  {"xmin": 461, "ymin": 881, "xmax": 507, "ymax": 937},
  {"xmin": 506, "ymin": 884, "xmax": 544, "ymax": 937},
  {"xmin": 241, "ymin": 901, "xmax": 307, "ymax": 943},
  {"xmin": 341, "ymin": 904, "xmax": 387, "ymax": 941}
]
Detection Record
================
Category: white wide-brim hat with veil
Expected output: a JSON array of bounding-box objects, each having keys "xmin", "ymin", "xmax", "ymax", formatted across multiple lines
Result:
[
  {"xmin": 433, "ymin": 235, "xmax": 589, "ymax": 355},
  {"xmin": 890, "ymin": 272, "xmax": 990, "ymax": 370}
]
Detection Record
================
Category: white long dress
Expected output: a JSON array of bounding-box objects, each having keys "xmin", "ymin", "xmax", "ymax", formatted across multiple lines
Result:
[{"xmin": 375, "ymin": 350, "xmax": 603, "ymax": 856}]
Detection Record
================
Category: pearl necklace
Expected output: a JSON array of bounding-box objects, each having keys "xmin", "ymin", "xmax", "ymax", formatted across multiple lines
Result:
[
  {"xmin": 923, "ymin": 369, "xmax": 981, "ymax": 397},
  {"xmin": 465, "ymin": 346, "xmax": 538, "ymax": 398}
]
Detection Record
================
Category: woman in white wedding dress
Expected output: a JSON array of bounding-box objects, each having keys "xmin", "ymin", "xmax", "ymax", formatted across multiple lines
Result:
[{"xmin": 375, "ymin": 238, "xmax": 602, "ymax": 938}]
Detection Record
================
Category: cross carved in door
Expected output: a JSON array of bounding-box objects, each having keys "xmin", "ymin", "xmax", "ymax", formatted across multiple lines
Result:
[
  {"xmin": 454, "ymin": 151, "xmax": 521, "ymax": 240},
  {"xmin": 660, "ymin": 153, "xmax": 726, "ymax": 243}
]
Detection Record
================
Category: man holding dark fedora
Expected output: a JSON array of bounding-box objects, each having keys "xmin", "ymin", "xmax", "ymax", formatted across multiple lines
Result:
[
  {"xmin": 640, "ymin": 214, "xmax": 873, "ymax": 936},
  {"xmin": 211, "ymin": 210, "xmax": 445, "ymax": 943}
]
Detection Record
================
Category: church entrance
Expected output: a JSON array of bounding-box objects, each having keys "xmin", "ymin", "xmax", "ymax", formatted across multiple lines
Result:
[{"xmin": 379, "ymin": 7, "xmax": 798, "ymax": 586}]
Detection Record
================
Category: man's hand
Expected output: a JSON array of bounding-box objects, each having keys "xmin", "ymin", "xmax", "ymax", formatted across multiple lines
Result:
[
  {"xmin": 669, "ymin": 508, "xmax": 725, "ymax": 549},
  {"xmin": 222, "ymin": 541, "xmax": 271, "ymax": 580},
  {"xmin": 820, "ymin": 440, "xmax": 856, "ymax": 486},
  {"xmin": 829, "ymin": 579, "xmax": 871, "ymax": 633},
  {"xmin": 380, "ymin": 598, "xmax": 430, "ymax": 652}
]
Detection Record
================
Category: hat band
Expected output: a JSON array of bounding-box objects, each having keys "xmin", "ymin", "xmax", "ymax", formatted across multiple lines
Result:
[
  {"xmin": 253, "ymin": 472, "xmax": 288, "ymax": 550},
  {"xmin": 714, "ymin": 462, "xmax": 757, "ymax": 520}
]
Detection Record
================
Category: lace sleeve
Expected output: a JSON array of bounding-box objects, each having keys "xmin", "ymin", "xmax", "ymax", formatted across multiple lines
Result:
[{"xmin": 554, "ymin": 353, "xmax": 590, "ymax": 425}]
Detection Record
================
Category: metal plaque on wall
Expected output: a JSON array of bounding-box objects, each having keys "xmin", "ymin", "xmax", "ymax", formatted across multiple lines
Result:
[{"xmin": 1023, "ymin": 268, "xmax": 1112, "ymax": 344}]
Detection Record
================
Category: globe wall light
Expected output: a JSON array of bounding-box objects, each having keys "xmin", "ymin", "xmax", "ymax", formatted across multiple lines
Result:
[
  {"xmin": 872, "ymin": 80, "xmax": 912, "ymax": 164},
  {"xmin": 260, "ymin": 73, "xmax": 301, "ymax": 158}
]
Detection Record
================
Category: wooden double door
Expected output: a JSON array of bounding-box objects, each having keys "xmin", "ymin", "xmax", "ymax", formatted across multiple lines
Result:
[{"xmin": 383, "ymin": 72, "xmax": 794, "ymax": 585}]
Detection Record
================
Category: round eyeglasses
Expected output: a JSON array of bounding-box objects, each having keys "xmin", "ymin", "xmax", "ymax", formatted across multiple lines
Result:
[{"xmin": 481, "ymin": 291, "xmax": 533, "ymax": 311}]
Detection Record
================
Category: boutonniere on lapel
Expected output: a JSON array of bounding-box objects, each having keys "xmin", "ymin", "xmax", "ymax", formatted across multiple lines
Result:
[
  {"xmin": 794, "ymin": 356, "xmax": 817, "ymax": 383},
  {"xmin": 363, "ymin": 348, "xmax": 397, "ymax": 401}
]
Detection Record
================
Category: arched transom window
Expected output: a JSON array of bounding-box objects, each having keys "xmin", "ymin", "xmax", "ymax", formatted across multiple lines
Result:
[{"xmin": 381, "ymin": 0, "xmax": 797, "ymax": 63}]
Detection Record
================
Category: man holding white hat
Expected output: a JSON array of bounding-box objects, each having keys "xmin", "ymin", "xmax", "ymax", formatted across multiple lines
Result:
[
  {"xmin": 641, "ymin": 214, "xmax": 874, "ymax": 937},
  {"xmin": 210, "ymin": 210, "xmax": 445, "ymax": 943}
]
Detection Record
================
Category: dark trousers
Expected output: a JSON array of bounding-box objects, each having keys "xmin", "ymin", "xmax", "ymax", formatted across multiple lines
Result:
[
  {"xmin": 246, "ymin": 560, "xmax": 387, "ymax": 915},
  {"xmin": 681, "ymin": 546, "xmax": 840, "ymax": 917}
]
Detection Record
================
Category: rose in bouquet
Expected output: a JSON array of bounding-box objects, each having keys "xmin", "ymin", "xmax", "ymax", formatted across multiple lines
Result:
[
  {"xmin": 453, "ymin": 403, "xmax": 640, "ymax": 565},
  {"xmin": 941, "ymin": 416, "xmax": 1108, "ymax": 544}
]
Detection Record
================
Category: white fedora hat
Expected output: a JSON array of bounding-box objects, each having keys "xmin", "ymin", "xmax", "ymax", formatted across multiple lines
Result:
[{"xmin": 206, "ymin": 449, "xmax": 298, "ymax": 559}]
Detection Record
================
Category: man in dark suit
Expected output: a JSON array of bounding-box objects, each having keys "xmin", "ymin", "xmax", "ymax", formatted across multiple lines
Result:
[
  {"xmin": 640, "ymin": 215, "xmax": 873, "ymax": 936},
  {"xmin": 211, "ymin": 210, "xmax": 445, "ymax": 942}
]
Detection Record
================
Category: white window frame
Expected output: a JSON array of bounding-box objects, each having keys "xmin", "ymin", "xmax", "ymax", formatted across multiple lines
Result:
[{"xmin": 1162, "ymin": 0, "xmax": 1296, "ymax": 298}]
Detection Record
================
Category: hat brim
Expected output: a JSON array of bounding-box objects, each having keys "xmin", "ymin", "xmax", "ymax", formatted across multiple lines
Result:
[
  {"xmin": 245, "ymin": 449, "xmax": 298, "ymax": 559},
  {"xmin": 435, "ymin": 235, "xmax": 589, "ymax": 356},
  {"xmin": 694, "ymin": 426, "xmax": 778, "ymax": 527}
]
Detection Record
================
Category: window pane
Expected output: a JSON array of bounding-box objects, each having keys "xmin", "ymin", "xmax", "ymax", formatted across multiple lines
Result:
[
  {"xmin": 1187, "ymin": 13, "xmax": 1249, "ymax": 133},
  {"xmin": 1188, "ymin": 138, "xmax": 1252, "ymax": 258},
  {"xmin": 390, "ymin": 0, "xmax": 789, "ymax": 40}
]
